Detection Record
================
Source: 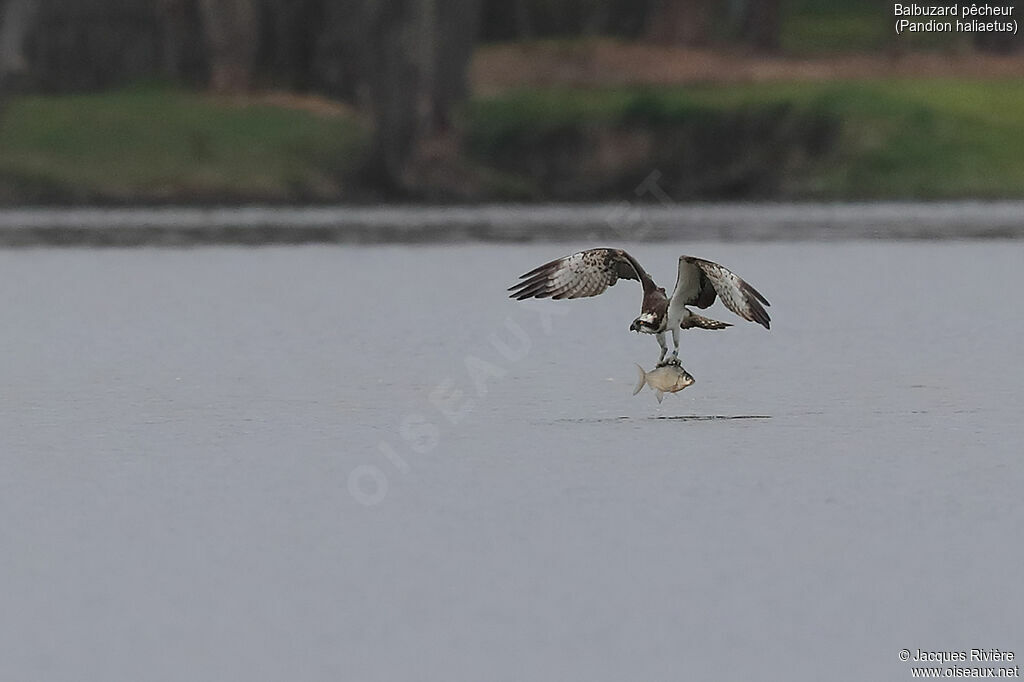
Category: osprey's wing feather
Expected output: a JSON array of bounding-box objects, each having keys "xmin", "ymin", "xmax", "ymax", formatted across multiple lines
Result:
[
  {"xmin": 508, "ymin": 248, "xmax": 650, "ymax": 300},
  {"xmin": 681, "ymin": 313, "xmax": 731, "ymax": 330},
  {"xmin": 672, "ymin": 256, "xmax": 771, "ymax": 329}
]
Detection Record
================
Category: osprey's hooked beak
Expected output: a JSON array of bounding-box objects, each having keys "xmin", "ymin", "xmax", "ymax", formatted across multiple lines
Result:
[{"xmin": 629, "ymin": 319, "xmax": 641, "ymax": 333}]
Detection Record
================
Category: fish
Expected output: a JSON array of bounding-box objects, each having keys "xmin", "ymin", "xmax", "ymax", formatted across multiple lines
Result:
[{"xmin": 632, "ymin": 362, "xmax": 695, "ymax": 403}]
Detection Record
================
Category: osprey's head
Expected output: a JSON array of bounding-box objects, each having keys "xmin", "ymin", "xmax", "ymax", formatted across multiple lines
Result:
[{"xmin": 630, "ymin": 312, "xmax": 658, "ymax": 333}]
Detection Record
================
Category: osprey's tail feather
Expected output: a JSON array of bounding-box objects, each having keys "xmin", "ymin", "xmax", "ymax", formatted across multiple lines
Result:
[
  {"xmin": 682, "ymin": 314, "xmax": 732, "ymax": 330},
  {"xmin": 632, "ymin": 364, "xmax": 647, "ymax": 396}
]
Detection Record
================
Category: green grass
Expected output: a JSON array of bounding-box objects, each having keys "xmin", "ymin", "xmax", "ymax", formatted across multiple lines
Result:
[
  {"xmin": 783, "ymin": 14, "xmax": 891, "ymax": 52},
  {"xmin": 3, "ymin": 80, "xmax": 1024, "ymax": 201},
  {"xmin": 0, "ymin": 86, "xmax": 368, "ymax": 202},
  {"xmin": 780, "ymin": 0, "xmax": 967, "ymax": 53},
  {"xmin": 468, "ymin": 80, "xmax": 1024, "ymax": 199}
]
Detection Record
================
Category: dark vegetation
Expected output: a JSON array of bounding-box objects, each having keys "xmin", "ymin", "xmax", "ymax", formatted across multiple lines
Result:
[{"xmin": 0, "ymin": 0, "xmax": 1022, "ymax": 203}]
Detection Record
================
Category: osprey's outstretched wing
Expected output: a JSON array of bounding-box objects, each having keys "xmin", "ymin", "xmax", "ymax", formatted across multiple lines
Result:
[
  {"xmin": 508, "ymin": 248, "xmax": 653, "ymax": 300},
  {"xmin": 671, "ymin": 256, "xmax": 771, "ymax": 329}
]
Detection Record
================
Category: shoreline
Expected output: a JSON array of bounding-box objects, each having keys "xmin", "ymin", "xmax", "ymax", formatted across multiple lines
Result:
[{"xmin": 2, "ymin": 201, "xmax": 1023, "ymax": 247}]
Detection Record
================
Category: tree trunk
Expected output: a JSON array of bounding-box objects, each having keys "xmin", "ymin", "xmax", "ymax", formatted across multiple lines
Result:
[
  {"xmin": 972, "ymin": 0, "xmax": 1021, "ymax": 53},
  {"xmin": 198, "ymin": 0, "xmax": 259, "ymax": 92},
  {"xmin": 740, "ymin": 0, "xmax": 782, "ymax": 52},
  {"xmin": 360, "ymin": 0, "xmax": 479, "ymax": 191},
  {"xmin": 645, "ymin": 0, "xmax": 712, "ymax": 46},
  {"xmin": 156, "ymin": 0, "xmax": 206, "ymax": 84},
  {"xmin": 432, "ymin": 0, "xmax": 478, "ymax": 131},
  {"xmin": 0, "ymin": 0, "xmax": 40, "ymax": 76},
  {"xmin": 513, "ymin": 0, "xmax": 532, "ymax": 39},
  {"xmin": 23, "ymin": 0, "xmax": 165, "ymax": 91},
  {"xmin": 359, "ymin": 0, "xmax": 420, "ymax": 185},
  {"xmin": 252, "ymin": 0, "xmax": 323, "ymax": 91}
]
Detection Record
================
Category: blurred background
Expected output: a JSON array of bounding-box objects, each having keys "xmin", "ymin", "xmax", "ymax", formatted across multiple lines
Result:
[
  {"xmin": 4, "ymin": 5, "xmax": 1024, "ymax": 680},
  {"xmin": 0, "ymin": 0, "xmax": 1022, "ymax": 206}
]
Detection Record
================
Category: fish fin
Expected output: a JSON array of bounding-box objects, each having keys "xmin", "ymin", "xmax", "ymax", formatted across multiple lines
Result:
[
  {"xmin": 632, "ymin": 364, "xmax": 647, "ymax": 396},
  {"xmin": 655, "ymin": 390, "xmax": 664, "ymax": 403}
]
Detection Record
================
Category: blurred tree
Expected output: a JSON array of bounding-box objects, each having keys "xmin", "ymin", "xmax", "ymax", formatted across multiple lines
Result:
[
  {"xmin": 358, "ymin": 0, "xmax": 480, "ymax": 191},
  {"xmin": 432, "ymin": 0, "xmax": 478, "ymax": 129},
  {"xmin": 26, "ymin": 0, "xmax": 165, "ymax": 91},
  {"xmin": 256, "ymin": 0, "xmax": 321, "ymax": 91},
  {"xmin": 602, "ymin": 0, "xmax": 654, "ymax": 37},
  {"xmin": 309, "ymin": 1, "xmax": 361, "ymax": 100},
  {"xmin": 645, "ymin": 0, "xmax": 713, "ymax": 46},
  {"xmin": 197, "ymin": 0, "xmax": 258, "ymax": 92},
  {"xmin": 513, "ymin": 0, "xmax": 532, "ymax": 38},
  {"xmin": 974, "ymin": 33, "xmax": 1021, "ymax": 55},
  {"xmin": 156, "ymin": 0, "xmax": 206, "ymax": 84},
  {"xmin": 972, "ymin": 0, "xmax": 1021, "ymax": 53},
  {"xmin": 739, "ymin": 0, "xmax": 781, "ymax": 51},
  {"xmin": 480, "ymin": 0, "xmax": 651, "ymax": 40},
  {"xmin": 480, "ymin": 0, "xmax": 531, "ymax": 40},
  {"xmin": 0, "ymin": 0, "xmax": 39, "ymax": 80}
]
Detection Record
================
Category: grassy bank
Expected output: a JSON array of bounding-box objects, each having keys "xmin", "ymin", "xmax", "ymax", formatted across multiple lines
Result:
[
  {"xmin": 0, "ymin": 87, "xmax": 369, "ymax": 204},
  {"xmin": 468, "ymin": 79, "xmax": 1024, "ymax": 199},
  {"xmin": 782, "ymin": 0, "xmax": 961, "ymax": 52},
  {"xmin": 2, "ymin": 79, "xmax": 1024, "ymax": 203}
]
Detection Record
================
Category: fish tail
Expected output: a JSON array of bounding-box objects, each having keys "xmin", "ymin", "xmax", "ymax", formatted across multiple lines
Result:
[{"xmin": 632, "ymin": 364, "xmax": 647, "ymax": 396}]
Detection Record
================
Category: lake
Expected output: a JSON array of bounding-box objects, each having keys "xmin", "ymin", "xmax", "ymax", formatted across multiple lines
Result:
[{"xmin": 1, "ymin": 239, "xmax": 1021, "ymax": 681}]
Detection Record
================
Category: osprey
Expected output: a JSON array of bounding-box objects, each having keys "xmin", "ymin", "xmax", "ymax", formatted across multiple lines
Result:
[{"xmin": 508, "ymin": 248, "xmax": 770, "ymax": 365}]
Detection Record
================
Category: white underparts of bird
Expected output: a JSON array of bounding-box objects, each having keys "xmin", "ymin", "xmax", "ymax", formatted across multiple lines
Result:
[
  {"xmin": 633, "ymin": 363, "xmax": 695, "ymax": 403},
  {"xmin": 508, "ymin": 247, "xmax": 771, "ymax": 366}
]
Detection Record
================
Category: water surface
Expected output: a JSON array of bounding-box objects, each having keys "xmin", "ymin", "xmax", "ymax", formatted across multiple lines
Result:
[{"xmin": 1, "ymin": 241, "xmax": 1021, "ymax": 681}]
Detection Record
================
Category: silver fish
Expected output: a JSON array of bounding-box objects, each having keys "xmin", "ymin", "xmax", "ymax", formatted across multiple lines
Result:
[{"xmin": 632, "ymin": 363, "xmax": 695, "ymax": 403}]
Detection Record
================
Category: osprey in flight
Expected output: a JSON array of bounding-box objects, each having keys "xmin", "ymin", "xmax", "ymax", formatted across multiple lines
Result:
[{"xmin": 508, "ymin": 248, "xmax": 770, "ymax": 365}]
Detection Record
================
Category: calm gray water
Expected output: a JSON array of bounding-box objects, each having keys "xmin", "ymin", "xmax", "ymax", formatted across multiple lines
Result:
[{"xmin": 1, "ymin": 241, "xmax": 1022, "ymax": 681}]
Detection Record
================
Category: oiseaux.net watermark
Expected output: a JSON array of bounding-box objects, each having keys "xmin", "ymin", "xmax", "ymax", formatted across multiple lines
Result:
[
  {"xmin": 347, "ymin": 170, "xmax": 675, "ymax": 506},
  {"xmin": 900, "ymin": 648, "xmax": 1019, "ymax": 678},
  {"xmin": 347, "ymin": 304, "xmax": 568, "ymax": 506}
]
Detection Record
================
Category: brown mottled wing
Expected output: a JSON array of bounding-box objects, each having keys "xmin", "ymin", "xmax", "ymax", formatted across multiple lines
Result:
[
  {"xmin": 681, "ymin": 314, "xmax": 731, "ymax": 330},
  {"xmin": 508, "ymin": 248, "xmax": 649, "ymax": 300},
  {"xmin": 673, "ymin": 256, "xmax": 771, "ymax": 329},
  {"xmin": 646, "ymin": 292, "xmax": 669, "ymax": 320}
]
